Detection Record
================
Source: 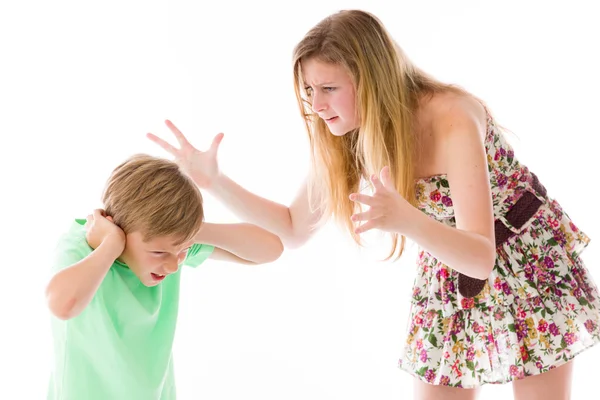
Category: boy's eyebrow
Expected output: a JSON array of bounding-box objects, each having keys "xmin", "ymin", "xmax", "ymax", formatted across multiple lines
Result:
[{"xmin": 145, "ymin": 237, "xmax": 194, "ymax": 253}]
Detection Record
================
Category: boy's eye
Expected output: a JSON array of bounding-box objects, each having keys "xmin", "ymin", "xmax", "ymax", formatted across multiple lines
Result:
[{"xmin": 150, "ymin": 247, "xmax": 190, "ymax": 256}]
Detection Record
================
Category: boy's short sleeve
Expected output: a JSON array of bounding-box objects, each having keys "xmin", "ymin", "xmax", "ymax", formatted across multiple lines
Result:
[
  {"xmin": 52, "ymin": 220, "xmax": 93, "ymax": 273},
  {"xmin": 184, "ymin": 243, "xmax": 214, "ymax": 268}
]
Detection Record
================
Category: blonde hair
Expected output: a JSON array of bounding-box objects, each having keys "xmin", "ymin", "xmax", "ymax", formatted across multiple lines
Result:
[
  {"xmin": 293, "ymin": 9, "xmax": 468, "ymax": 259},
  {"xmin": 102, "ymin": 154, "xmax": 204, "ymax": 245}
]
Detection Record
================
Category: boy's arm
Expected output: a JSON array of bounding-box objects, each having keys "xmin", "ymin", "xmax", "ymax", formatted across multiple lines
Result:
[
  {"xmin": 46, "ymin": 210, "xmax": 125, "ymax": 320},
  {"xmin": 46, "ymin": 238, "xmax": 123, "ymax": 320},
  {"xmin": 194, "ymin": 222, "xmax": 283, "ymax": 265}
]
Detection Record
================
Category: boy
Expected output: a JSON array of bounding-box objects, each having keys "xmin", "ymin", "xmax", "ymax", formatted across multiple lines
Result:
[{"xmin": 45, "ymin": 154, "xmax": 283, "ymax": 399}]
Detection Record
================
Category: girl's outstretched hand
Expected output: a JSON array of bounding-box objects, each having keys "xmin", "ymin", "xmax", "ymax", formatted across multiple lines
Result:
[
  {"xmin": 350, "ymin": 166, "xmax": 414, "ymax": 235},
  {"xmin": 147, "ymin": 120, "xmax": 224, "ymax": 189}
]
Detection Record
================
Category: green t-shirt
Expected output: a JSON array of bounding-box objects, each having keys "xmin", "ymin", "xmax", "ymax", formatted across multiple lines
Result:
[{"xmin": 47, "ymin": 219, "xmax": 213, "ymax": 400}]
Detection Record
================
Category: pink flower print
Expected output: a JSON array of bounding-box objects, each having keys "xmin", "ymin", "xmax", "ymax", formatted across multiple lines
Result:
[
  {"xmin": 494, "ymin": 310, "xmax": 505, "ymax": 321},
  {"xmin": 415, "ymin": 315, "xmax": 424, "ymax": 326},
  {"xmin": 537, "ymin": 319, "xmax": 548, "ymax": 333},
  {"xmin": 544, "ymin": 256, "xmax": 555, "ymax": 269},
  {"xmin": 536, "ymin": 361, "xmax": 543, "ymax": 369},
  {"xmin": 548, "ymin": 218, "xmax": 560, "ymax": 229},
  {"xmin": 554, "ymin": 229, "xmax": 566, "ymax": 245},
  {"xmin": 441, "ymin": 196, "xmax": 453, "ymax": 207},
  {"xmin": 412, "ymin": 287, "xmax": 421, "ymax": 298},
  {"xmin": 461, "ymin": 297, "xmax": 475, "ymax": 309},
  {"xmin": 424, "ymin": 369, "xmax": 436, "ymax": 383},
  {"xmin": 466, "ymin": 346, "xmax": 476, "ymax": 361},
  {"xmin": 584, "ymin": 319, "xmax": 598, "ymax": 334},
  {"xmin": 569, "ymin": 222, "xmax": 579, "ymax": 232},
  {"xmin": 497, "ymin": 174, "xmax": 508, "ymax": 187},
  {"xmin": 430, "ymin": 190, "xmax": 441, "ymax": 202},
  {"xmin": 520, "ymin": 346, "xmax": 529, "ymax": 361},
  {"xmin": 439, "ymin": 268, "xmax": 450, "ymax": 279},
  {"xmin": 494, "ymin": 277, "xmax": 503, "ymax": 291},
  {"xmin": 420, "ymin": 349, "xmax": 428, "ymax": 363},
  {"xmin": 451, "ymin": 360, "xmax": 463, "ymax": 378},
  {"xmin": 515, "ymin": 320, "xmax": 528, "ymax": 341},
  {"xmin": 564, "ymin": 332, "xmax": 578, "ymax": 345}
]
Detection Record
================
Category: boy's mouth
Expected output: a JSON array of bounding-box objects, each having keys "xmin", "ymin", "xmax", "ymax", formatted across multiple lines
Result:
[{"xmin": 151, "ymin": 273, "xmax": 166, "ymax": 282}]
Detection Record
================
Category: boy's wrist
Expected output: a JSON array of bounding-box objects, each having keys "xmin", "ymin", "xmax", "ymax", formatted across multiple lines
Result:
[{"xmin": 98, "ymin": 237, "xmax": 125, "ymax": 261}]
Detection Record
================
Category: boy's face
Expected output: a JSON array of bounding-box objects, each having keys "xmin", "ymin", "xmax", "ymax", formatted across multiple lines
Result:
[{"xmin": 118, "ymin": 231, "xmax": 194, "ymax": 287}]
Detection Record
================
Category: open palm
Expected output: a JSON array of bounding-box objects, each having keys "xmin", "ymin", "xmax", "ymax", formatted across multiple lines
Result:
[{"xmin": 147, "ymin": 120, "xmax": 224, "ymax": 189}]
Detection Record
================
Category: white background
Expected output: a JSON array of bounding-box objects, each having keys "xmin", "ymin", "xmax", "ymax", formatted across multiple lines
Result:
[{"xmin": 1, "ymin": 0, "xmax": 599, "ymax": 399}]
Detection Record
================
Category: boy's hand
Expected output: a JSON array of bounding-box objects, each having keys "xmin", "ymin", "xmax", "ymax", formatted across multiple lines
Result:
[
  {"xmin": 146, "ymin": 120, "xmax": 224, "ymax": 189},
  {"xmin": 84, "ymin": 209, "xmax": 126, "ymax": 255}
]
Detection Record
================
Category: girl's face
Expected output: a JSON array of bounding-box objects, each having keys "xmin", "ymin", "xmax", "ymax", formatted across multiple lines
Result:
[{"xmin": 302, "ymin": 58, "xmax": 359, "ymax": 136}]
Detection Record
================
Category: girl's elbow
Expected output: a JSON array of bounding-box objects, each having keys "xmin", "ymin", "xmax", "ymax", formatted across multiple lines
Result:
[
  {"xmin": 252, "ymin": 238, "xmax": 284, "ymax": 265},
  {"xmin": 480, "ymin": 245, "xmax": 496, "ymax": 279},
  {"xmin": 282, "ymin": 231, "xmax": 311, "ymax": 250}
]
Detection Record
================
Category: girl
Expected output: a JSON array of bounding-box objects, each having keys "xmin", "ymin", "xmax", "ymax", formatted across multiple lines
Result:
[{"xmin": 148, "ymin": 9, "xmax": 599, "ymax": 400}]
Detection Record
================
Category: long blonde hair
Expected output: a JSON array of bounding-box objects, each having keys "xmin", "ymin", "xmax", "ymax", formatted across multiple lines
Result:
[{"xmin": 292, "ymin": 9, "xmax": 465, "ymax": 259}]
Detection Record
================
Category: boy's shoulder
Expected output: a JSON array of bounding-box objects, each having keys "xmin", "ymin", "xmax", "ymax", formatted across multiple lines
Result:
[
  {"xmin": 184, "ymin": 243, "xmax": 215, "ymax": 268},
  {"xmin": 55, "ymin": 219, "xmax": 89, "ymax": 248},
  {"xmin": 52, "ymin": 219, "xmax": 93, "ymax": 272}
]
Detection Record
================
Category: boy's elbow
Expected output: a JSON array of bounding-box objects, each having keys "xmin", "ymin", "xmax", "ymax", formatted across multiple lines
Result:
[
  {"xmin": 257, "ymin": 239, "xmax": 284, "ymax": 264},
  {"xmin": 46, "ymin": 288, "xmax": 78, "ymax": 321},
  {"xmin": 50, "ymin": 308, "xmax": 75, "ymax": 321},
  {"xmin": 47, "ymin": 301, "xmax": 78, "ymax": 321}
]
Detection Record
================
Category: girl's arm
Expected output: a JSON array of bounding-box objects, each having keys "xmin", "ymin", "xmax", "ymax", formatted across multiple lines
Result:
[
  {"xmin": 209, "ymin": 176, "xmax": 322, "ymax": 249},
  {"xmin": 147, "ymin": 120, "xmax": 323, "ymax": 249},
  {"xmin": 194, "ymin": 222, "xmax": 284, "ymax": 265}
]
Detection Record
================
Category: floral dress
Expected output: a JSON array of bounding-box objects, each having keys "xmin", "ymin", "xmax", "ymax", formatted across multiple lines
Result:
[{"xmin": 397, "ymin": 109, "xmax": 600, "ymax": 388}]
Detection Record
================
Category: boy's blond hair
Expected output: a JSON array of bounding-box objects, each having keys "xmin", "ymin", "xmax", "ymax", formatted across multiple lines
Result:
[{"xmin": 101, "ymin": 154, "xmax": 204, "ymax": 245}]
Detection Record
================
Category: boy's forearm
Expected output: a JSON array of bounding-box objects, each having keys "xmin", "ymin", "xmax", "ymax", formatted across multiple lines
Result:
[
  {"xmin": 46, "ymin": 241, "xmax": 122, "ymax": 320},
  {"xmin": 195, "ymin": 222, "xmax": 283, "ymax": 264}
]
